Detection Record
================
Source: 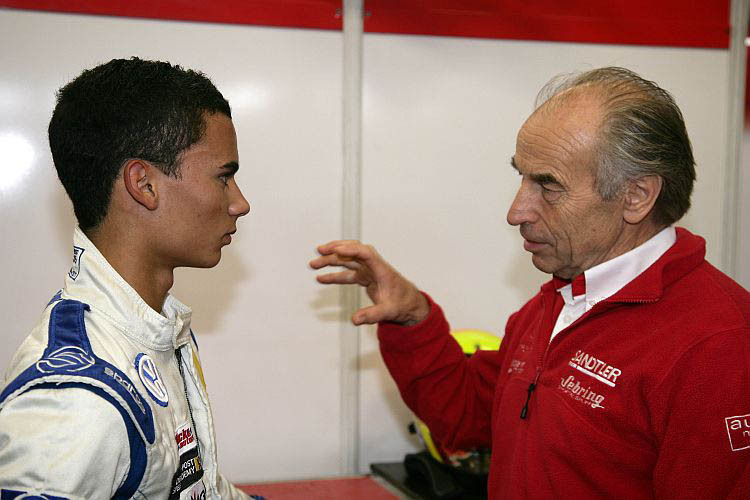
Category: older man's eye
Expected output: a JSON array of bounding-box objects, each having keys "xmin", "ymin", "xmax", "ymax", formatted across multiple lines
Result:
[{"xmin": 541, "ymin": 184, "xmax": 564, "ymax": 201}]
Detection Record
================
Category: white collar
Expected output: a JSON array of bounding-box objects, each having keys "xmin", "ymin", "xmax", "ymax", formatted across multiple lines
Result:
[
  {"xmin": 62, "ymin": 226, "xmax": 193, "ymax": 351},
  {"xmin": 558, "ymin": 226, "xmax": 676, "ymax": 307}
]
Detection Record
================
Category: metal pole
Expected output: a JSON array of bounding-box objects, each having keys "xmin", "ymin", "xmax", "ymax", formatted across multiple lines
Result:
[
  {"xmin": 723, "ymin": 0, "xmax": 749, "ymax": 277},
  {"xmin": 340, "ymin": 0, "xmax": 363, "ymax": 475}
]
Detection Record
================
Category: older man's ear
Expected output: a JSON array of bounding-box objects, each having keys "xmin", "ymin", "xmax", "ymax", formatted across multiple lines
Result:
[{"xmin": 623, "ymin": 175, "xmax": 662, "ymax": 225}]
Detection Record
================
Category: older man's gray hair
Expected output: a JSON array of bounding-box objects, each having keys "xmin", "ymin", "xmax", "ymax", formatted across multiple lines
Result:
[{"xmin": 535, "ymin": 67, "xmax": 696, "ymax": 227}]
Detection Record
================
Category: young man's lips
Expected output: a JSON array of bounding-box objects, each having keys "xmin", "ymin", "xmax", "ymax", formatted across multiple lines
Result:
[{"xmin": 222, "ymin": 230, "xmax": 236, "ymax": 245}]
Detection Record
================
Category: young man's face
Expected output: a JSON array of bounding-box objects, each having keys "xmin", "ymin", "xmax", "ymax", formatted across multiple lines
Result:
[{"xmin": 155, "ymin": 112, "xmax": 250, "ymax": 269}]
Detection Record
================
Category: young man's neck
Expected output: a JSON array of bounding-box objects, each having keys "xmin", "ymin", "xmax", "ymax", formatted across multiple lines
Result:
[{"xmin": 85, "ymin": 224, "xmax": 174, "ymax": 314}]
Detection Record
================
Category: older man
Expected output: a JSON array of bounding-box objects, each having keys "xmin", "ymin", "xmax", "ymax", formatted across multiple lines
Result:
[{"xmin": 311, "ymin": 67, "xmax": 750, "ymax": 498}]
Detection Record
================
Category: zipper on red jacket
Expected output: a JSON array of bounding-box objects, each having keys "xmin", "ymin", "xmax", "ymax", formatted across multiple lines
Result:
[
  {"xmin": 520, "ymin": 340, "xmax": 548, "ymax": 420},
  {"xmin": 520, "ymin": 369, "xmax": 540, "ymax": 419},
  {"xmin": 520, "ymin": 290, "xmax": 558, "ymax": 420}
]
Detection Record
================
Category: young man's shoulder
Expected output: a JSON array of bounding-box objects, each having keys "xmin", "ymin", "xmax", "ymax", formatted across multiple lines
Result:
[
  {"xmin": 4, "ymin": 298, "xmax": 60, "ymax": 383},
  {"xmin": 2, "ymin": 294, "xmax": 155, "ymax": 440},
  {"xmin": 0, "ymin": 297, "xmax": 135, "ymax": 498}
]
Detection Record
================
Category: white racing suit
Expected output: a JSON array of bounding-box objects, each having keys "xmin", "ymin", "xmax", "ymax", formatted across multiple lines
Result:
[{"xmin": 0, "ymin": 227, "xmax": 251, "ymax": 499}]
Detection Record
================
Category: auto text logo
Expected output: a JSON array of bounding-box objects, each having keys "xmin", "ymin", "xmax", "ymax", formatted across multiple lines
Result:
[{"xmin": 725, "ymin": 414, "xmax": 750, "ymax": 452}]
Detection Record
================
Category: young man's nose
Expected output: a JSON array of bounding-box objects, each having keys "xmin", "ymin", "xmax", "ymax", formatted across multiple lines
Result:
[{"xmin": 229, "ymin": 182, "xmax": 250, "ymax": 217}]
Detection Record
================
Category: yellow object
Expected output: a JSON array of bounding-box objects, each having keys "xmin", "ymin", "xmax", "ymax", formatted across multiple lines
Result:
[
  {"xmin": 414, "ymin": 329, "xmax": 502, "ymax": 469},
  {"xmin": 452, "ymin": 329, "xmax": 502, "ymax": 355},
  {"xmin": 192, "ymin": 350, "xmax": 207, "ymax": 391},
  {"xmin": 416, "ymin": 418, "xmax": 444, "ymax": 464}
]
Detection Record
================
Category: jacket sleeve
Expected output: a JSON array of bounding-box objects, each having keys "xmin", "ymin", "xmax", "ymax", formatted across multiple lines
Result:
[
  {"xmin": 377, "ymin": 293, "xmax": 507, "ymax": 450},
  {"xmin": 650, "ymin": 329, "xmax": 750, "ymax": 499},
  {"xmin": 0, "ymin": 387, "xmax": 130, "ymax": 498}
]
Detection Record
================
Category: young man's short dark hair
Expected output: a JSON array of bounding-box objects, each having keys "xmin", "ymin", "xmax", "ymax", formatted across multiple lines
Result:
[{"xmin": 48, "ymin": 57, "xmax": 232, "ymax": 231}]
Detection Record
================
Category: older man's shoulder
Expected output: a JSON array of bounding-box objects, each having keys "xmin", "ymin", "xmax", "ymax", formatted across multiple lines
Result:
[{"xmin": 669, "ymin": 258, "xmax": 750, "ymax": 332}]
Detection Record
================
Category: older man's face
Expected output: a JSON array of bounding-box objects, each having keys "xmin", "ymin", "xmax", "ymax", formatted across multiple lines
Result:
[{"xmin": 507, "ymin": 95, "xmax": 628, "ymax": 279}]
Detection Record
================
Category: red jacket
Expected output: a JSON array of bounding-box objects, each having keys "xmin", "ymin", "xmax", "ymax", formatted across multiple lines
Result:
[{"xmin": 378, "ymin": 228, "xmax": 750, "ymax": 499}]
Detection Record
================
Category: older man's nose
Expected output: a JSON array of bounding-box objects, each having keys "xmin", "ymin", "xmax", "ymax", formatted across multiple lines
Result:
[{"xmin": 507, "ymin": 185, "xmax": 536, "ymax": 226}]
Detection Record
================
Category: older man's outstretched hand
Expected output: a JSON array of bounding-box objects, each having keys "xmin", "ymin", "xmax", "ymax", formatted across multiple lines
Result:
[{"xmin": 310, "ymin": 240, "xmax": 430, "ymax": 326}]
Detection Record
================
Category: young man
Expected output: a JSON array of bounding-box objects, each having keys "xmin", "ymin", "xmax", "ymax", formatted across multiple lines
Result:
[
  {"xmin": 311, "ymin": 67, "xmax": 750, "ymax": 498},
  {"xmin": 0, "ymin": 58, "xmax": 253, "ymax": 498}
]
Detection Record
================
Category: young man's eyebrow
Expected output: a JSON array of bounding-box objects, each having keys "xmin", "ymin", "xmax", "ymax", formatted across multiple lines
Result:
[
  {"xmin": 510, "ymin": 157, "xmax": 518, "ymax": 171},
  {"xmin": 220, "ymin": 161, "xmax": 239, "ymax": 174}
]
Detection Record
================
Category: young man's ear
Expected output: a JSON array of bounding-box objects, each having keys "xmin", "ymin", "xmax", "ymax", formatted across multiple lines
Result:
[
  {"xmin": 123, "ymin": 160, "xmax": 159, "ymax": 211},
  {"xmin": 623, "ymin": 175, "xmax": 662, "ymax": 225}
]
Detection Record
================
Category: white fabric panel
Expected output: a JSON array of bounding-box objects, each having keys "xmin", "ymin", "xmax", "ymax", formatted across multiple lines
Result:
[{"xmin": 359, "ymin": 33, "xmax": 729, "ymax": 470}]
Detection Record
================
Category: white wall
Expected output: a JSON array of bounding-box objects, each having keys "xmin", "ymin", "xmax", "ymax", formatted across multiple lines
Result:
[{"xmin": 0, "ymin": 8, "xmax": 733, "ymax": 481}]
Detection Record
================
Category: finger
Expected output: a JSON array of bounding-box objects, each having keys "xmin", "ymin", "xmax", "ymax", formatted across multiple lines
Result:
[
  {"xmin": 316, "ymin": 243, "xmax": 378, "ymax": 266},
  {"xmin": 309, "ymin": 254, "xmax": 362, "ymax": 271},
  {"xmin": 322, "ymin": 249, "xmax": 381, "ymax": 277},
  {"xmin": 352, "ymin": 304, "xmax": 389, "ymax": 325},
  {"xmin": 316, "ymin": 240, "xmax": 361, "ymax": 255},
  {"xmin": 310, "ymin": 253, "xmax": 353, "ymax": 268},
  {"xmin": 315, "ymin": 270, "xmax": 359, "ymax": 285}
]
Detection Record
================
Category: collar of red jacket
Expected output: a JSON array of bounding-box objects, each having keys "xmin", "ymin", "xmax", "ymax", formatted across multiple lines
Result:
[
  {"xmin": 551, "ymin": 273, "xmax": 586, "ymax": 297},
  {"xmin": 541, "ymin": 227, "xmax": 706, "ymax": 305}
]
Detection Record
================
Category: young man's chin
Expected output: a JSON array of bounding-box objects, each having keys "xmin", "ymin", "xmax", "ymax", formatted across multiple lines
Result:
[{"xmin": 180, "ymin": 253, "xmax": 223, "ymax": 269}]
